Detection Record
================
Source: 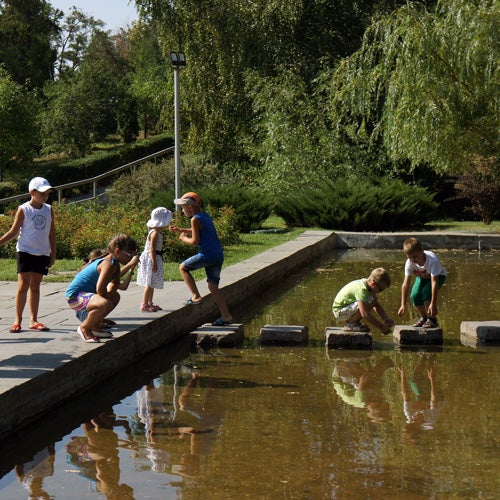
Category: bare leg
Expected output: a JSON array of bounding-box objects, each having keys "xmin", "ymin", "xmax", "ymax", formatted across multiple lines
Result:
[
  {"xmin": 208, "ymin": 282, "xmax": 233, "ymax": 322},
  {"xmin": 28, "ymin": 272, "xmax": 44, "ymax": 326},
  {"xmin": 14, "ymin": 272, "xmax": 31, "ymax": 326},
  {"xmin": 180, "ymin": 264, "xmax": 202, "ymax": 302}
]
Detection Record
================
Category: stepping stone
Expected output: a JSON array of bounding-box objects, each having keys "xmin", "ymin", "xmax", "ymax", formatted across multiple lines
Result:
[
  {"xmin": 393, "ymin": 325, "xmax": 443, "ymax": 345},
  {"xmin": 460, "ymin": 321, "xmax": 500, "ymax": 344},
  {"xmin": 325, "ymin": 327, "xmax": 373, "ymax": 349},
  {"xmin": 259, "ymin": 325, "xmax": 309, "ymax": 345},
  {"xmin": 190, "ymin": 323, "xmax": 244, "ymax": 349}
]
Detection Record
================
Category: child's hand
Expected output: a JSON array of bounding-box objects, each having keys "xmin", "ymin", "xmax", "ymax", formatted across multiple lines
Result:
[
  {"xmin": 397, "ymin": 305, "xmax": 406, "ymax": 316},
  {"xmin": 169, "ymin": 225, "xmax": 178, "ymax": 232}
]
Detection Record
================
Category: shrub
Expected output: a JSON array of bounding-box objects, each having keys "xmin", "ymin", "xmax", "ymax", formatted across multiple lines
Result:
[{"xmin": 275, "ymin": 177, "xmax": 437, "ymax": 231}]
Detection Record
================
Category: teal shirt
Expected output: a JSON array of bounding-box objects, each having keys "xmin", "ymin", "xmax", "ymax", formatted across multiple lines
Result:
[{"xmin": 332, "ymin": 278, "xmax": 374, "ymax": 312}]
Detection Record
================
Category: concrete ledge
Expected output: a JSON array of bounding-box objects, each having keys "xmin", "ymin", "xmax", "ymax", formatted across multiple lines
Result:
[
  {"xmin": 325, "ymin": 327, "xmax": 373, "ymax": 349},
  {"xmin": 190, "ymin": 323, "xmax": 244, "ymax": 349},
  {"xmin": 334, "ymin": 231, "xmax": 500, "ymax": 250},
  {"xmin": 393, "ymin": 325, "xmax": 443, "ymax": 345},
  {"xmin": 259, "ymin": 325, "xmax": 309, "ymax": 345},
  {"xmin": 460, "ymin": 321, "xmax": 500, "ymax": 343}
]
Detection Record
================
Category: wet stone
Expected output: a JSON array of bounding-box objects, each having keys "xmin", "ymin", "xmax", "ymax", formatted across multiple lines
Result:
[
  {"xmin": 259, "ymin": 325, "xmax": 309, "ymax": 345},
  {"xmin": 393, "ymin": 325, "xmax": 443, "ymax": 345},
  {"xmin": 460, "ymin": 321, "xmax": 500, "ymax": 344},
  {"xmin": 325, "ymin": 327, "xmax": 373, "ymax": 349},
  {"xmin": 190, "ymin": 323, "xmax": 244, "ymax": 349}
]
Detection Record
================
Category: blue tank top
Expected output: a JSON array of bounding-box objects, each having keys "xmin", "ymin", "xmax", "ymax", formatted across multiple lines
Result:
[
  {"xmin": 65, "ymin": 258, "xmax": 115, "ymax": 298},
  {"xmin": 194, "ymin": 212, "xmax": 223, "ymax": 260}
]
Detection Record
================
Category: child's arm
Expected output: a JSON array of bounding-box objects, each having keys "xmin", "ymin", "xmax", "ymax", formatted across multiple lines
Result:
[
  {"xmin": 176, "ymin": 217, "xmax": 200, "ymax": 246},
  {"xmin": 398, "ymin": 275, "xmax": 412, "ymax": 316},
  {"xmin": 49, "ymin": 206, "xmax": 56, "ymax": 267},
  {"xmin": 117, "ymin": 256, "xmax": 139, "ymax": 290},
  {"xmin": 169, "ymin": 224, "xmax": 193, "ymax": 236},
  {"xmin": 96, "ymin": 260, "xmax": 119, "ymax": 297},
  {"xmin": 0, "ymin": 207, "xmax": 24, "ymax": 246},
  {"xmin": 150, "ymin": 230, "xmax": 159, "ymax": 273},
  {"xmin": 359, "ymin": 300, "xmax": 392, "ymax": 333},
  {"xmin": 428, "ymin": 275, "xmax": 440, "ymax": 317}
]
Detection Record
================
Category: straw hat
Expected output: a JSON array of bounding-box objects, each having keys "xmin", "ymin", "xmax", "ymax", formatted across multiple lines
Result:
[{"xmin": 147, "ymin": 207, "xmax": 173, "ymax": 228}]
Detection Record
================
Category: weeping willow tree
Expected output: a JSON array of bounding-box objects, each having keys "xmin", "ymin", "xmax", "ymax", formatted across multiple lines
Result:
[{"xmin": 328, "ymin": 0, "xmax": 498, "ymax": 176}]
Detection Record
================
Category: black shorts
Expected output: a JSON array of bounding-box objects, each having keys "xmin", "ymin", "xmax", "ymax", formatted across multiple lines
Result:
[{"xmin": 17, "ymin": 252, "xmax": 50, "ymax": 275}]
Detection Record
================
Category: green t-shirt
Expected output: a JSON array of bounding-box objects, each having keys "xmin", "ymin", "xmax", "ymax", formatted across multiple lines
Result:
[{"xmin": 332, "ymin": 278, "xmax": 374, "ymax": 311}]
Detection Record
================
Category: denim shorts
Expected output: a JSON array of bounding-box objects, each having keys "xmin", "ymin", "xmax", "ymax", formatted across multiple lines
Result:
[{"xmin": 182, "ymin": 253, "xmax": 222, "ymax": 285}]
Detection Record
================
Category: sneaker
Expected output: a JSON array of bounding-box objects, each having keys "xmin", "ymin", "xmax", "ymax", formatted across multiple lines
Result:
[
  {"xmin": 423, "ymin": 318, "xmax": 438, "ymax": 328},
  {"xmin": 343, "ymin": 322, "xmax": 370, "ymax": 332}
]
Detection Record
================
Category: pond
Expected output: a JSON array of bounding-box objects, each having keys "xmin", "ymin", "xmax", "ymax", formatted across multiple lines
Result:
[{"xmin": 0, "ymin": 249, "xmax": 499, "ymax": 499}]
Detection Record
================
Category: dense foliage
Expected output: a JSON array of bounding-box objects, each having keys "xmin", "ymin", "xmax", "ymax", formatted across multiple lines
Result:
[{"xmin": 275, "ymin": 178, "xmax": 438, "ymax": 231}]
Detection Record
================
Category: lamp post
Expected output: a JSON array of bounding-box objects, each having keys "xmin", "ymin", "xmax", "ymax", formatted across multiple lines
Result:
[{"xmin": 169, "ymin": 51, "xmax": 186, "ymax": 205}]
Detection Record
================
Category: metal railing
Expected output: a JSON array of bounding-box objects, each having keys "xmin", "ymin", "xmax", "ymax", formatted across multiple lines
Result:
[{"xmin": 0, "ymin": 146, "xmax": 175, "ymax": 210}]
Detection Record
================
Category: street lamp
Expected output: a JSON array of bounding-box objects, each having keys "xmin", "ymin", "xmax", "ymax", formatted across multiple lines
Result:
[{"xmin": 169, "ymin": 51, "xmax": 186, "ymax": 205}]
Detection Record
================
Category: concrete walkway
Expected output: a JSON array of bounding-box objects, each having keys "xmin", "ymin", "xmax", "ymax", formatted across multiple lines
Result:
[{"xmin": 0, "ymin": 229, "xmax": 498, "ymax": 439}]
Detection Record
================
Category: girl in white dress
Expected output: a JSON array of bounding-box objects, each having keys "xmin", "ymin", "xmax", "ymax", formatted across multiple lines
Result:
[{"xmin": 137, "ymin": 207, "xmax": 173, "ymax": 312}]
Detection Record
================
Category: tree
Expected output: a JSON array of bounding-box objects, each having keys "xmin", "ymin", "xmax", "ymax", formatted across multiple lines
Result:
[
  {"xmin": 0, "ymin": 0, "xmax": 59, "ymax": 88},
  {"xmin": 328, "ymin": 0, "xmax": 498, "ymax": 176},
  {"xmin": 0, "ymin": 67, "xmax": 39, "ymax": 180},
  {"xmin": 54, "ymin": 6, "xmax": 105, "ymax": 77}
]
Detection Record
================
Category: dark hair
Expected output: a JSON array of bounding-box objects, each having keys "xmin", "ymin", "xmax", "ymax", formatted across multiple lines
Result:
[{"xmin": 108, "ymin": 234, "xmax": 138, "ymax": 253}]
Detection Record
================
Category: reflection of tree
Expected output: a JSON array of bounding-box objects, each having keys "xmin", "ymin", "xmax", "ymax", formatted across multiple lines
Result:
[
  {"xmin": 15, "ymin": 444, "xmax": 55, "ymax": 499},
  {"xmin": 66, "ymin": 410, "xmax": 134, "ymax": 499},
  {"xmin": 332, "ymin": 355, "xmax": 395, "ymax": 424},
  {"xmin": 399, "ymin": 353, "xmax": 445, "ymax": 445}
]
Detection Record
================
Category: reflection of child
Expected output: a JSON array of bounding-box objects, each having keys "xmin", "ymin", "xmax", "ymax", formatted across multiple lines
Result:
[
  {"xmin": 15, "ymin": 444, "xmax": 55, "ymax": 499},
  {"xmin": 0, "ymin": 177, "xmax": 56, "ymax": 333},
  {"xmin": 137, "ymin": 207, "xmax": 173, "ymax": 312},
  {"xmin": 169, "ymin": 192, "xmax": 233, "ymax": 326},
  {"xmin": 398, "ymin": 238, "xmax": 446, "ymax": 328},
  {"xmin": 332, "ymin": 268, "xmax": 394, "ymax": 333}
]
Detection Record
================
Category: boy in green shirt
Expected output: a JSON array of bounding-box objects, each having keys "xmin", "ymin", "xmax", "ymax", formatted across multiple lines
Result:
[{"xmin": 332, "ymin": 267, "xmax": 394, "ymax": 334}]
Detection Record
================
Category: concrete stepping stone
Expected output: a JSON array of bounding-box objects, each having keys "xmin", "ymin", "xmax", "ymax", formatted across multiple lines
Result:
[
  {"xmin": 325, "ymin": 327, "xmax": 373, "ymax": 349},
  {"xmin": 393, "ymin": 325, "xmax": 443, "ymax": 345},
  {"xmin": 259, "ymin": 325, "xmax": 309, "ymax": 345},
  {"xmin": 190, "ymin": 323, "xmax": 244, "ymax": 349},
  {"xmin": 460, "ymin": 321, "xmax": 500, "ymax": 345}
]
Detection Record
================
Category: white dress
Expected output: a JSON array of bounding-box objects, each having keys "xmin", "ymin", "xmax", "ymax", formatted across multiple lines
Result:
[{"xmin": 137, "ymin": 229, "xmax": 164, "ymax": 289}]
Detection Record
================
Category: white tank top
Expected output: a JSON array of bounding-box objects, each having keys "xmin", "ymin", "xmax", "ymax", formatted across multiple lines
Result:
[{"xmin": 16, "ymin": 201, "xmax": 52, "ymax": 256}]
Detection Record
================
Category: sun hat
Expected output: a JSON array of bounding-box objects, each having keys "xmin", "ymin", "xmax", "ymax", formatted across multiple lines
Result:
[
  {"xmin": 28, "ymin": 177, "xmax": 53, "ymax": 193},
  {"xmin": 173, "ymin": 192, "xmax": 201, "ymax": 206},
  {"xmin": 147, "ymin": 207, "xmax": 173, "ymax": 228}
]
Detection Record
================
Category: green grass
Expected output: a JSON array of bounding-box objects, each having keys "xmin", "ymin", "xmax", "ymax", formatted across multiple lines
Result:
[{"xmin": 0, "ymin": 218, "xmax": 496, "ymax": 282}]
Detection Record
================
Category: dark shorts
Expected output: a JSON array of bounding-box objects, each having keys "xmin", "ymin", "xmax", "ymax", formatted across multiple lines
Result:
[{"xmin": 17, "ymin": 252, "xmax": 50, "ymax": 275}]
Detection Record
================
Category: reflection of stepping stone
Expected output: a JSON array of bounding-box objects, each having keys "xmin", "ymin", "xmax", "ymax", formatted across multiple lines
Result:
[
  {"xmin": 325, "ymin": 327, "xmax": 373, "ymax": 349},
  {"xmin": 393, "ymin": 325, "xmax": 443, "ymax": 345},
  {"xmin": 460, "ymin": 321, "xmax": 500, "ymax": 345},
  {"xmin": 259, "ymin": 325, "xmax": 308, "ymax": 345},
  {"xmin": 190, "ymin": 323, "xmax": 244, "ymax": 349}
]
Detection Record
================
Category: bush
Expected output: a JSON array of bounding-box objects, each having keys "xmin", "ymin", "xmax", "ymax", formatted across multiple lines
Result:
[{"xmin": 275, "ymin": 177, "xmax": 437, "ymax": 231}]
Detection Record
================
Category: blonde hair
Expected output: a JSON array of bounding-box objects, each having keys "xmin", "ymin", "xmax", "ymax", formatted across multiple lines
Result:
[
  {"xmin": 368, "ymin": 268, "xmax": 391, "ymax": 288},
  {"xmin": 403, "ymin": 237, "xmax": 423, "ymax": 254}
]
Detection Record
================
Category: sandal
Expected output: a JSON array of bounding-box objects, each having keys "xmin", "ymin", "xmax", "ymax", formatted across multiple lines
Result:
[
  {"xmin": 77, "ymin": 326, "xmax": 100, "ymax": 343},
  {"xmin": 423, "ymin": 318, "xmax": 438, "ymax": 328},
  {"xmin": 9, "ymin": 324, "xmax": 21, "ymax": 333},
  {"xmin": 184, "ymin": 298, "xmax": 203, "ymax": 305},
  {"xmin": 29, "ymin": 322, "xmax": 49, "ymax": 331},
  {"xmin": 413, "ymin": 317, "xmax": 427, "ymax": 328},
  {"xmin": 140, "ymin": 303, "xmax": 158, "ymax": 312},
  {"xmin": 212, "ymin": 318, "xmax": 234, "ymax": 327}
]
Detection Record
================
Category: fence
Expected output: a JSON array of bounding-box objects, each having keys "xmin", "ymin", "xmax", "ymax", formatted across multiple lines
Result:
[{"xmin": 0, "ymin": 146, "xmax": 175, "ymax": 212}]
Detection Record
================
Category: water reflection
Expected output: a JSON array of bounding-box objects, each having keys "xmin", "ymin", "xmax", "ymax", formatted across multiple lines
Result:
[
  {"xmin": 331, "ymin": 353, "xmax": 394, "ymax": 424},
  {"xmin": 14, "ymin": 444, "xmax": 55, "ymax": 499},
  {"xmin": 66, "ymin": 411, "xmax": 134, "ymax": 498},
  {"xmin": 398, "ymin": 353, "xmax": 445, "ymax": 445}
]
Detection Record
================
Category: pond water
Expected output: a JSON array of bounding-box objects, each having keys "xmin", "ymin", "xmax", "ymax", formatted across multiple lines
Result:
[{"xmin": 0, "ymin": 249, "xmax": 499, "ymax": 499}]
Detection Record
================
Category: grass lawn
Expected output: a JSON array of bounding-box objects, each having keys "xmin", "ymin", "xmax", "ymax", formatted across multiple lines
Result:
[{"xmin": 0, "ymin": 217, "xmax": 497, "ymax": 282}]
